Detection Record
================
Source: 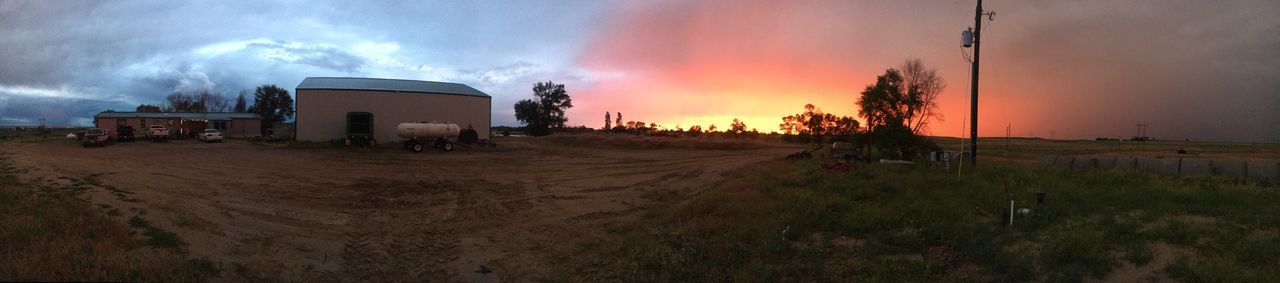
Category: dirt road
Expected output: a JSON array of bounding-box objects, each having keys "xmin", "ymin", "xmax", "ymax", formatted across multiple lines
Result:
[{"xmin": 4, "ymin": 137, "xmax": 799, "ymax": 281}]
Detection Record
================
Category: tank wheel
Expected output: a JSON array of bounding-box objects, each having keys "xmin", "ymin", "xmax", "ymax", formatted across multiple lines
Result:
[
  {"xmin": 442, "ymin": 143, "xmax": 453, "ymax": 151},
  {"xmin": 412, "ymin": 143, "xmax": 424, "ymax": 152},
  {"xmin": 343, "ymin": 138, "xmax": 352, "ymax": 146}
]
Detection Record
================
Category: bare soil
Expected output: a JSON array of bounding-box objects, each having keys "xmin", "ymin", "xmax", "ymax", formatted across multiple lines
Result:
[{"xmin": 2, "ymin": 137, "xmax": 799, "ymax": 281}]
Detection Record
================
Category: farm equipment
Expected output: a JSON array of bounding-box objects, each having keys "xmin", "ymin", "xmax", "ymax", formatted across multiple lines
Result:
[
  {"xmin": 344, "ymin": 112, "xmax": 376, "ymax": 147},
  {"xmin": 397, "ymin": 122, "xmax": 460, "ymax": 152},
  {"xmin": 831, "ymin": 142, "xmax": 862, "ymax": 161}
]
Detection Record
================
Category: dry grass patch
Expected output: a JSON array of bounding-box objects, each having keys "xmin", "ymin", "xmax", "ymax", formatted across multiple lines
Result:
[{"xmin": 0, "ymin": 153, "xmax": 221, "ymax": 281}]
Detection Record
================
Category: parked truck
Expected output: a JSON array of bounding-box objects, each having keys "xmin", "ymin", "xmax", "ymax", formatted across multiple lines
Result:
[
  {"xmin": 82, "ymin": 128, "xmax": 110, "ymax": 147},
  {"xmin": 145, "ymin": 125, "xmax": 170, "ymax": 142},
  {"xmin": 397, "ymin": 122, "xmax": 460, "ymax": 152}
]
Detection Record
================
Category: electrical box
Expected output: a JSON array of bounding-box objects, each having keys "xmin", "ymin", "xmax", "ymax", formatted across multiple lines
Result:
[{"xmin": 962, "ymin": 29, "xmax": 973, "ymax": 48}]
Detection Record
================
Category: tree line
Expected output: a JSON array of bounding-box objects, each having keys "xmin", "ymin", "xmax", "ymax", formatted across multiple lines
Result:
[
  {"xmin": 510, "ymin": 58, "xmax": 947, "ymax": 158},
  {"xmin": 134, "ymin": 84, "xmax": 295, "ymax": 134}
]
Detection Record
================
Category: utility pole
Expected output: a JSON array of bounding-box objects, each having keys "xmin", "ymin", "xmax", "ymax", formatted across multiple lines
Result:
[
  {"xmin": 1136, "ymin": 122, "xmax": 1148, "ymax": 150},
  {"xmin": 965, "ymin": 0, "xmax": 992, "ymax": 168},
  {"xmin": 1006, "ymin": 123, "xmax": 1011, "ymax": 150}
]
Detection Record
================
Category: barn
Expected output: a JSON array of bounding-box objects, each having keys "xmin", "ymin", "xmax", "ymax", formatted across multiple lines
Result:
[{"xmin": 294, "ymin": 77, "xmax": 491, "ymax": 144}]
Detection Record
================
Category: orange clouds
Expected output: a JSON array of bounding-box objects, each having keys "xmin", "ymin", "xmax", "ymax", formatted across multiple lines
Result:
[
  {"xmin": 569, "ymin": 1, "xmax": 1280, "ymax": 141},
  {"xmin": 573, "ymin": 1, "xmax": 880, "ymax": 133}
]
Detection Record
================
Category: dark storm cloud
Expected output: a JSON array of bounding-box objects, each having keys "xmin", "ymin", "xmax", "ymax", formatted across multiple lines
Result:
[
  {"xmin": 0, "ymin": 0, "xmax": 604, "ymax": 126},
  {"xmin": 989, "ymin": 0, "xmax": 1280, "ymax": 142}
]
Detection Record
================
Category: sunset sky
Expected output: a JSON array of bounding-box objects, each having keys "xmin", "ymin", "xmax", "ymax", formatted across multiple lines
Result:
[{"xmin": 2, "ymin": 1, "xmax": 1277, "ymax": 142}]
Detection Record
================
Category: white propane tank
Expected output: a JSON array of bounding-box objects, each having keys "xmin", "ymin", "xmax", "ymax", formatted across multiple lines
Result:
[{"xmin": 396, "ymin": 123, "xmax": 460, "ymax": 139}]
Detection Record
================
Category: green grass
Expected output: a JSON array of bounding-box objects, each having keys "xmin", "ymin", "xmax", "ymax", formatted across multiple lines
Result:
[{"xmin": 562, "ymin": 150, "xmax": 1280, "ymax": 282}]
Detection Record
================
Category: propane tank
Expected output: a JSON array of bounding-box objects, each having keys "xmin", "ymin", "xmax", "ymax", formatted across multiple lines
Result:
[{"xmin": 396, "ymin": 122, "xmax": 460, "ymax": 139}]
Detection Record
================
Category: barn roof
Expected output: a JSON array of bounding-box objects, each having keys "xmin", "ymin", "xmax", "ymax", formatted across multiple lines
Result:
[
  {"xmin": 94, "ymin": 112, "xmax": 262, "ymax": 121},
  {"xmin": 296, "ymin": 77, "xmax": 491, "ymax": 98}
]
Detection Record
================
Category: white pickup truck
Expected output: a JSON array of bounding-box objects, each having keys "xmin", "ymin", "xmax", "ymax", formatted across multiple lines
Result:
[
  {"xmin": 144, "ymin": 125, "xmax": 170, "ymax": 142},
  {"xmin": 197, "ymin": 129, "xmax": 223, "ymax": 143}
]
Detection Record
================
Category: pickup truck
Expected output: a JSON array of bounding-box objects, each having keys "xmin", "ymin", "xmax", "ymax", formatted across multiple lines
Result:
[
  {"xmin": 144, "ymin": 125, "xmax": 170, "ymax": 142},
  {"xmin": 197, "ymin": 128, "xmax": 223, "ymax": 143},
  {"xmin": 82, "ymin": 128, "xmax": 110, "ymax": 147}
]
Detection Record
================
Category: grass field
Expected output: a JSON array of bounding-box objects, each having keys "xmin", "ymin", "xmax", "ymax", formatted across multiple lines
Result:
[
  {"xmin": 561, "ymin": 138, "xmax": 1280, "ymax": 282},
  {"xmin": 0, "ymin": 153, "xmax": 222, "ymax": 281},
  {"xmin": 2, "ymin": 133, "xmax": 1277, "ymax": 281}
]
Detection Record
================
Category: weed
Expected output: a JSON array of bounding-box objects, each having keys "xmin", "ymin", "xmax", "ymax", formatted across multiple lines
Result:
[
  {"xmin": 560, "ymin": 152, "xmax": 1280, "ymax": 281},
  {"xmin": 129, "ymin": 216, "xmax": 186, "ymax": 249}
]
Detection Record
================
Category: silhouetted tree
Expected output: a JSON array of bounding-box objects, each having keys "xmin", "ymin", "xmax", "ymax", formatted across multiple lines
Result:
[
  {"xmin": 707, "ymin": 124, "xmax": 717, "ymax": 133},
  {"xmin": 857, "ymin": 68, "xmax": 936, "ymax": 158},
  {"xmin": 197, "ymin": 90, "xmax": 229, "ymax": 112},
  {"xmin": 780, "ymin": 104, "xmax": 859, "ymax": 143},
  {"xmin": 730, "ymin": 118, "xmax": 747, "ymax": 136},
  {"xmin": 163, "ymin": 93, "xmax": 200, "ymax": 112},
  {"xmin": 901, "ymin": 59, "xmax": 946, "ymax": 133},
  {"xmin": 234, "ymin": 90, "xmax": 248, "ymax": 113},
  {"xmin": 136, "ymin": 104, "xmax": 162, "ymax": 113},
  {"xmin": 513, "ymin": 81, "xmax": 573, "ymax": 136},
  {"xmin": 247, "ymin": 84, "xmax": 294, "ymax": 134},
  {"xmin": 604, "ymin": 112, "xmax": 611, "ymax": 131},
  {"xmin": 615, "ymin": 112, "xmax": 622, "ymax": 129}
]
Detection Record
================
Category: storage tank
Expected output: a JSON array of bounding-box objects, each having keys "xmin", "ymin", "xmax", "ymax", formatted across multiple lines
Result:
[{"xmin": 396, "ymin": 123, "xmax": 460, "ymax": 139}]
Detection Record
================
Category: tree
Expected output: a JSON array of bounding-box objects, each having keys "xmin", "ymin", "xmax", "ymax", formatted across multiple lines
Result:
[
  {"xmin": 234, "ymin": 90, "xmax": 248, "ymax": 113},
  {"xmin": 247, "ymin": 84, "xmax": 294, "ymax": 134},
  {"xmin": 780, "ymin": 104, "xmax": 859, "ymax": 143},
  {"xmin": 857, "ymin": 67, "xmax": 937, "ymax": 158},
  {"xmin": 604, "ymin": 112, "xmax": 611, "ymax": 131},
  {"xmin": 513, "ymin": 81, "xmax": 573, "ymax": 136},
  {"xmin": 136, "ymin": 104, "xmax": 161, "ymax": 112},
  {"xmin": 196, "ymin": 90, "xmax": 229, "ymax": 112},
  {"xmin": 615, "ymin": 112, "xmax": 622, "ymax": 129},
  {"xmin": 901, "ymin": 59, "xmax": 946, "ymax": 133},
  {"xmin": 730, "ymin": 118, "xmax": 747, "ymax": 136},
  {"xmin": 163, "ymin": 92, "xmax": 200, "ymax": 112},
  {"xmin": 707, "ymin": 124, "xmax": 717, "ymax": 133}
]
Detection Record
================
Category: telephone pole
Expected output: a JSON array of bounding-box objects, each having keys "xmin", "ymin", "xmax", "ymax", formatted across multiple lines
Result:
[{"xmin": 966, "ymin": 0, "xmax": 989, "ymax": 167}]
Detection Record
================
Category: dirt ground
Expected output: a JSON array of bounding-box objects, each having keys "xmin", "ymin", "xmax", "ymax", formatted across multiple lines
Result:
[{"xmin": 2, "ymin": 137, "xmax": 799, "ymax": 281}]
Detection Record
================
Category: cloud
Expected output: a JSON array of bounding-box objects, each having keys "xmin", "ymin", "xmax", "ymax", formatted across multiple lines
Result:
[
  {"xmin": 0, "ymin": 1, "xmax": 605, "ymax": 126},
  {"xmin": 247, "ymin": 41, "xmax": 367, "ymax": 73},
  {"xmin": 572, "ymin": 0, "xmax": 1280, "ymax": 141}
]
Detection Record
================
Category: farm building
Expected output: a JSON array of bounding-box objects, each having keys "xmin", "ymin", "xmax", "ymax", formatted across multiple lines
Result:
[
  {"xmin": 294, "ymin": 77, "xmax": 491, "ymax": 143},
  {"xmin": 93, "ymin": 112, "xmax": 263, "ymax": 139}
]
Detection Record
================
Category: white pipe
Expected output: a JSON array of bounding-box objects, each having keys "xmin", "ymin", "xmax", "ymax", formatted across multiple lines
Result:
[{"xmin": 1008, "ymin": 200, "xmax": 1015, "ymax": 226}]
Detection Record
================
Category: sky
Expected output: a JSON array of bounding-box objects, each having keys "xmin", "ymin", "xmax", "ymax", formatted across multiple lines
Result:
[{"xmin": 1, "ymin": 0, "xmax": 1277, "ymax": 142}]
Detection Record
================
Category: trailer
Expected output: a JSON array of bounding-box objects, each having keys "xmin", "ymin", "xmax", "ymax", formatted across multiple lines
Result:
[{"xmin": 397, "ymin": 122, "xmax": 460, "ymax": 152}]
